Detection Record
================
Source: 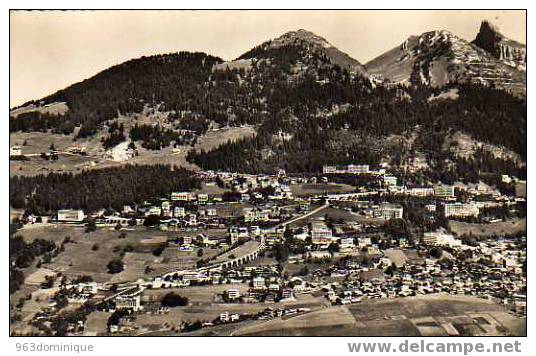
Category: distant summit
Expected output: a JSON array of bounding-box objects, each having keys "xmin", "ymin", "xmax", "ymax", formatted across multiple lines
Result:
[
  {"xmin": 472, "ymin": 20, "xmax": 526, "ymax": 71},
  {"xmin": 365, "ymin": 27, "xmax": 525, "ymax": 94},
  {"xmin": 270, "ymin": 29, "xmax": 333, "ymax": 49},
  {"xmin": 239, "ymin": 29, "xmax": 368, "ymax": 76}
]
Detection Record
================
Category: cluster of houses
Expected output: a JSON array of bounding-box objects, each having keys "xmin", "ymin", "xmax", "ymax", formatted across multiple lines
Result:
[
  {"xmin": 94, "ymin": 229, "xmax": 525, "ymax": 330},
  {"xmin": 321, "ymin": 236, "xmax": 526, "ymax": 316},
  {"xmin": 268, "ymin": 228, "xmax": 525, "ymax": 316},
  {"xmin": 42, "ymin": 159, "xmax": 524, "ymax": 232},
  {"xmin": 219, "ymin": 306, "xmax": 309, "ymax": 324},
  {"xmin": 16, "ymin": 162, "xmax": 526, "ymax": 335}
]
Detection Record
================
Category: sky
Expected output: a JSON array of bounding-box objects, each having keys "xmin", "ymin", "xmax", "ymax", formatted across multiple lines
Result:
[{"xmin": 10, "ymin": 10, "xmax": 526, "ymax": 107}]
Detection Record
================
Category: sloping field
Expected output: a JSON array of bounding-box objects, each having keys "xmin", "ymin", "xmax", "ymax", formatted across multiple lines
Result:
[
  {"xmin": 233, "ymin": 305, "xmax": 356, "ymax": 336},
  {"xmin": 17, "ymin": 225, "xmax": 219, "ymax": 283},
  {"xmin": 234, "ymin": 295, "xmax": 525, "ymax": 336},
  {"xmin": 449, "ymin": 218, "xmax": 526, "ymax": 237},
  {"xmin": 290, "ymin": 183, "xmax": 355, "ymax": 197},
  {"xmin": 10, "ymin": 102, "xmax": 69, "ymax": 118},
  {"xmin": 10, "ymin": 126, "xmax": 256, "ymax": 177}
]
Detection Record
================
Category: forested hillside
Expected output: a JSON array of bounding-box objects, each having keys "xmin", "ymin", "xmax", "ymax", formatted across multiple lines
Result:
[
  {"xmin": 10, "ymin": 29, "xmax": 526, "ymax": 180},
  {"xmin": 188, "ymin": 82, "xmax": 526, "ymax": 176},
  {"xmin": 10, "ymin": 52, "xmax": 224, "ymax": 136},
  {"xmin": 9, "ymin": 165, "xmax": 200, "ymax": 213}
]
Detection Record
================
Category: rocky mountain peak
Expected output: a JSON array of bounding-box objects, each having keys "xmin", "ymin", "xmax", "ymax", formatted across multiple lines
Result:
[
  {"xmin": 473, "ymin": 21, "xmax": 506, "ymax": 53},
  {"xmin": 476, "ymin": 20, "xmax": 505, "ymax": 41},
  {"xmin": 239, "ymin": 29, "xmax": 367, "ymax": 76},
  {"xmin": 472, "ymin": 20, "xmax": 526, "ymax": 71},
  {"xmin": 366, "ymin": 25, "xmax": 525, "ymax": 94},
  {"xmin": 271, "ymin": 29, "xmax": 333, "ymax": 49}
]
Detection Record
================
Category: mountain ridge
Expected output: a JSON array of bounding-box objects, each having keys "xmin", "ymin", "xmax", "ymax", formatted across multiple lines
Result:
[
  {"xmin": 365, "ymin": 27, "xmax": 525, "ymax": 94},
  {"xmin": 10, "ymin": 24, "xmax": 526, "ymax": 179},
  {"xmin": 11, "ymin": 23, "xmax": 525, "ymax": 114}
]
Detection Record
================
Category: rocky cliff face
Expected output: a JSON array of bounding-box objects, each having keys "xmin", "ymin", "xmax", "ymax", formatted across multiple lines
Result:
[
  {"xmin": 365, "ymin": 29, "xmax": 525, "ymax": 94},
  {"xmin": 472, "ymin": 21, "xmax": 526, "ymax": 71}
]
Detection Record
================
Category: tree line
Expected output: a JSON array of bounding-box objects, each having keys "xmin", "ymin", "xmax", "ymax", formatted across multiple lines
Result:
[{"xmin": 10, "ymin": 164, "xmax": 200, "ymax": 214}]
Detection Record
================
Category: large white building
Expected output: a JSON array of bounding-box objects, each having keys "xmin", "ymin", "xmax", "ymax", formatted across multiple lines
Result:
[
  {"xmin": 374, "ymin": 203, "xmax": 404, "ymax": 220},
  {"xmin": 10, "ymin": 146, "xmax": 22, "ymax": 157},
  {"xmin": 408, "ymin": 187, "xmax": 434, "ymax": 197},
  {"xmin": 434, "ymin": 185, "xmax": 455, "ymax": 199},
  {"xmin": 423, "ymin": 231, "xmax": 462, "ymax": 247},
  {"xmin": 347, "ymin": 164, "xmax": 370, "ymax": 174},
  {"xmin": 171, "ymin": 192, "xmax": 194, "ymax": 201},
  {"xmin": 443, "ymin": 203, "xmax": 479, "ymax": 218},
  {"xmin": 115, "ymin": 288, "xmax": 143, "ymax": 311},
  {"xmin": 243, "ymin": 208, "xmax": 270, "ymax": 223},
  {"xmin": 322, "ymin": 164, "xmax": 370, "ymax": 175},
  {"xmin": 322, "ymin": 165, "xmax": 337, "ymax": 174},
  {"xmin": 310, "ymin": 220, "xmax": 333, "ymax": 245},
  {"xmin": 57, "ymin": 209, "xmax": 85, "ymax": 222}
]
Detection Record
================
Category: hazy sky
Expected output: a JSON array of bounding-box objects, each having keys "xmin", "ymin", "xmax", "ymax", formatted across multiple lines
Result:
[{"xmin": 10, "ymin": 10, "xmax": 526, "ymax": 107}]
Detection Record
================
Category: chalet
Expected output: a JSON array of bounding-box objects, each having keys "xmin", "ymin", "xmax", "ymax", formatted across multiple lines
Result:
[
  {"xmin": 252, "ymin": 276, "xmax": 266, "ymax": 290},
  {"xmin": 145, "ymin": 207, "xmax": 161, "ymax": 217},
  {"xmin": 197, "ymin": 194, "xmax": 209, "ymax": 204},
  {"xmin": 226, "ymin": 289, "xmax": 240, "ymax": 300},
  {"xmin": 174, "ymin": 207, "xmax": 186, "ymax": 217}
]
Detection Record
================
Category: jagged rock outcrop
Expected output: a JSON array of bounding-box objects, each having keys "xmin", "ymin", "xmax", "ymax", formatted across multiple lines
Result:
[{"xmin": 472, "ymin": 20, "xmax": 526, "ymax": 71}]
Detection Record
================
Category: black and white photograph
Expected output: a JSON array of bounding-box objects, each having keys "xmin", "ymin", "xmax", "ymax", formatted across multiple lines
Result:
[{"xmin": 4, "ymin": 3, "xmax": 531, "ymax": 354}]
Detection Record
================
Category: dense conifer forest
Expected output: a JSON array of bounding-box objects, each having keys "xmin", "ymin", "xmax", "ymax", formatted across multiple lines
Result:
[{"xmin": 9, "ymin": 165, "xmax": 200, "ymax": 213}]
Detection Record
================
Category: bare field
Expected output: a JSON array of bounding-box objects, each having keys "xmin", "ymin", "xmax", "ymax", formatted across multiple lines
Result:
[
  {"xmin": 290, "ymin": 183, "xmax": 355, "ymax": 197},
  {"xmin": 83, "ymin": 311, "xmax": 109, "ymax": 336},
  {"xmin": 212, "ymin": 203, "xmax": 252, "ymax": 218},
  {"xmin": 233, "ymin": 305, "xmax": 353, "ymax": 336},
  {"xmin": 194, "ymin": 183, "xmax": 227, "ymax": 196},
  {"xmin": 129, "ymin": 126, "xmax": 256, "ymax": 171},
  {"xmin": 10, "ymin": 154, "xmax": 96, "ymax": 177},
  {"xmin": 196, "ymin": 126, "xmax": 256, "ymax": 151},
  {"xmin": 10, "ymin": 131, "xmax": 107, "ymax": 177}
]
